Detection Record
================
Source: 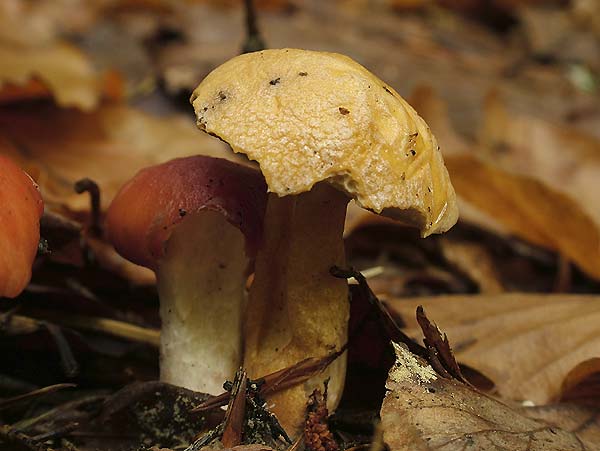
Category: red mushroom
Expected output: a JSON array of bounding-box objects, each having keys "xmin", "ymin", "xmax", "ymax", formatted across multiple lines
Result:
[
  {"xmin": 106, "ymin": 155, "xmax": 267, "ymax": 394},
  {"xmin": 0, "ymin": 155, "xmax": 43, "ymax": 298}
]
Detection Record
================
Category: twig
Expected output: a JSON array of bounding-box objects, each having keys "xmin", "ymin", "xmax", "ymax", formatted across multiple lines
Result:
[
  {"xmin": 245, "ymin": 381, "xmax": 292, "ymax": 445},
  {"xmin": 74, "ymin": 178, "xmax": 101, "ymax": 237},
  {"xmin": 0, "ymin": 425, "xmax": 47, "ymax": 451},
  {"xmin": 288, "ymin": 435, "xmax": 304, "ymax": 451},
  {"xmin": 0, "ymin": 384, "xmax": 76, "ymax": 411},
  {"xmin": 13, "ymin": 394, "xmax": 105, "ymax": 431},
  {"xmin": 31, "ymin": 421, "xmax": 81, "ymax": 441},
  {"xmin": 55, "ymin": 314, "xmax": 159, "ymax": 347},
  {"xmin": 192, "ymin": 348, "xmax": 345, "ymax": 412},
  {"xmin": 241, "ymin": 0, "xmax": 266, "ymax": 53},
  {"xmin": 221, "ymin": 369, "xmax": 247, "ymax": 448},
  {"xmin": 6, "ymin": 313, "xmax": 159, "ymax": 347},
  {"xmin": 43, "ymin": 322, "xmax": 79, "ymax": 377},
  {"xmin": 184, "ymin": 424, "xmax": 224, "ymax": 451},
  {"xmin": 330, "ymin": 266, "xmax": 427, "ymax": 359}
]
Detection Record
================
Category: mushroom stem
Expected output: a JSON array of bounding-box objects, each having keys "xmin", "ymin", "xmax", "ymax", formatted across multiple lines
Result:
[
  {"xmin": 157, "ymin": 210, "xmax": 247, "ymax": 395},
  {"xmin": 244, "ymin": 183, "xmax": 350, "ymax": 434}
]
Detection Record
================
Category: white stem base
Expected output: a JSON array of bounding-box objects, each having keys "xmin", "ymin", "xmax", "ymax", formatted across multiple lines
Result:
[{"xmin": 157, "ymin": 210, "xmax": 247, "ymax": 395}]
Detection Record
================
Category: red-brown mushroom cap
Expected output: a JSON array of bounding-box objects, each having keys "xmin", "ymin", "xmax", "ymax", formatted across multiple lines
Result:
[
  {"xmin": 105, "ymin": 155, "xmax": 267, "ymax": 271},
  {"xmin": 0, "ymin": 155, "xmax": 44, "ymax": 298}
]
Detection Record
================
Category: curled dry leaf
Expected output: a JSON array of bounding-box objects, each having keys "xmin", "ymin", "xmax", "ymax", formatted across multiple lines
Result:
[
  {"xmin": 409, "ymin": 86, "xmax": 600, "ymax": 280},
  {"xmin": 388, "ymin": 294, "xmax": 600, "ymax": 406},
  {"xmin": 560, "ymin": 358, "xmax": 600, "ymax": 407},
  {"xmin": 445, "ymin": 153, "xmax": 600, "ymax": 279},
  {"xmin": 439, "ymin": 239, "xmax": 504, "ymax": 294},
  {"xmin": 0, "ymin": 103, "xmax": 234, "ymax": 212},
  {"xmin": 0, "ymin": 41, "xmax": 118, "ymax": 110},
  {"xmin": 381, "ymin": 342, "xmax": 599, "ymax": 450},
  {"xmin": 480, "ymin": 92, "xmax": 600, "ymax": 226},
  {"xmin": 348, "ymin": 86, "xmax": 600, "ymax": 281},
  {"xmin": 522, "ymin": 403, "xmax": 600, "ymax": 445}
]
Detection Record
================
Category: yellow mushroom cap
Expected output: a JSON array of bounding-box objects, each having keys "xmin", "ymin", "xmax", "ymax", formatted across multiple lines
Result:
[{"xmin": 191, "ymin": 49, "xmax": 458, "ymax": 236}]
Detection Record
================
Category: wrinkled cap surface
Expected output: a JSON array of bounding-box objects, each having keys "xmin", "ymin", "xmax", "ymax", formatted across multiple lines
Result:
[
  {"xmin": 105, "ymin": 156, "xmax": 267, "ymax": 271},
  {"xmin": 191, "ymin": 49, "xmax": 458, "ymax": 236},
  {"xmin": 0, "ymin": 155, "xmax": 43, "ymax": 298}
]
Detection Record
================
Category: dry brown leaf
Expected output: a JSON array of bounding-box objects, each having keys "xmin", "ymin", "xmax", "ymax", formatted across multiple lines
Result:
[
  {"xmin": 522, "ymin": 403, "xmax": 600, "ymax": 445},
  {"xmin": 480, "ymin": 92, "xmax": 600, "ymax": 226},
  {"xmin": 381, "ymin": 342, "xmax": 599, "ymax": 450},
  {"xmin": 0, "ymin": 42, "xmax": 112, "ymax": 110},
  {"xmin": 445, "ymin": 153, "xmax": 600, "ymax": 279},
  {"xmin": 0, "ymin": 0, "xmax": 101, "ymax": 46},
  {"xmin": 561, "ymin": 358, "xmax": 600, "ymax": 406},
  {"xmin": 439, "ymin": 239, "xmax": 504, "ymax": 294},
  {"xmin": 353, "ymin": 87, "xmax": 600, "ymax": 280},
  {"xmin": 0, "ymin": 103, "xmax": 234, "ymax": 212},
  {"xmin": 387, "ymin": 294, "xmax": 600, "ymax": 406},
  {"xmin": 409, "ymin": 86, "xmax": 600, "ymax": 279}
]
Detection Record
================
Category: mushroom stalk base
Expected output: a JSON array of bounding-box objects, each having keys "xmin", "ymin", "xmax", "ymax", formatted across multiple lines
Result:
[
  {"xmin": 157, "ymin": 211, "xmax": 247, "ymax": 395},
  {"xmin": 244, "ymin": 184, "xmax": 350, "ymax": 435}
]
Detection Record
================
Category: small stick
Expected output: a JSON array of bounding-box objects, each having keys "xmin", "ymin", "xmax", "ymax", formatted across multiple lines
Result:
[
  {"xmin": 288, "ymin": 435, "xmax": 304, "ymax": 451},
  {"xmin": 0, "ymin": 383, "xmax": 76, "ymax": 411},
  {"xmin": 55, "ymin": 314, "xmax": 160, "ymax": 347},
  {"xmin": 6, "ymin": 313, "xmax": 160, "ymax": 347},
  {"xmin": 0, "ymin": 426, "xmax": 46, "ymax": 451},
  {"xmin": 31, "ymin": 421, "xmax": 81, "ymax": 441},
  {"xmin": 14, "ymin": 394, "xmax": 104, "ymax": 431},
  {"xmin": 74, "ymin": 178, "xmax": 101, "ymax": 237},
  {"xmin": 222, "ymin": 369, "xmax": 247, "ymax": 448},
  {"xmin": 241, "ymin": 0, "xmax": 266, "ymax": 53},
  {"xmin": 185, "ymin": 424, "xmax": 224, "ymax": 451},
  {"xmin": 192, "ymin": 348, "xmax": 345, "ymax": 412},
  {"xmin": 330, "ymin": 266, "xmax": 428, "ymax": 359},
  {"xmin": 43, "ymin": 322, "xmax": 79, "ymax": 378}
]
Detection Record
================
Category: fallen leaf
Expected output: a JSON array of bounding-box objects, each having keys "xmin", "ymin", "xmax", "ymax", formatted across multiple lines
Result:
[
  {"xmin": 387, "ymin": 294, "xmax": 600, "ymax": 405},
  {"xmin": 0, "ymin": 103, "xmax": 235, "ymax": 212},
  {"xmin": 561, "ymin": 358, "xmax": 600, "ymax": 407},
  {"xmin": 445, "ymin": 153, "xmax": 600, "ymax": 279},
  {"xmin": 480, "ymin": 91, "xmax": 600, "ymax": 226},
  {"xmin": 193, "ymin": 348, "xmax": 346, "ymax": 412},
  {"xmin": 0, "ymin": 41, "xmax": 117, "ymax": 110},
  {"xmin": 409, "ymin": 86, "xmax": 600, "ymax": 279},
  {"xmin": 522, "ymin": 403, "xmax": 600, "ymax": 445},
  {"xmin": 415, "ymin": 306, "xmax": 470, "ymax": 385},
  {"xmin": 517, "ymin": 5, "xmax": 600, "ymax": 70},
  {"xmin": 0, "ymin": 0, "xmax": 101, "ymax": 47},
  {"xmin": 381, "ymin": 342, "xmax": 599, "ymax": 450},
  {"xmin": 222, "ymin": 369, "xmax": 247, "ymax": 448},
  {"xmin": 439, "ymin": 238, "xmax": 504, "ymax": 294}
]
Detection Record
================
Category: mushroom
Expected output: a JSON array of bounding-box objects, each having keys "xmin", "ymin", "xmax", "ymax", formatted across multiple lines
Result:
[
  {"xmin": 105, "ymin": 155, "xmax": 267, "ymax": 394},
  {"xmin": 0, "ymin": 155, "xmax": 43, "ymax": 298},
  {"xmin": 191, "ymin": 49, "xmax": 459, "ymax": 432}
]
